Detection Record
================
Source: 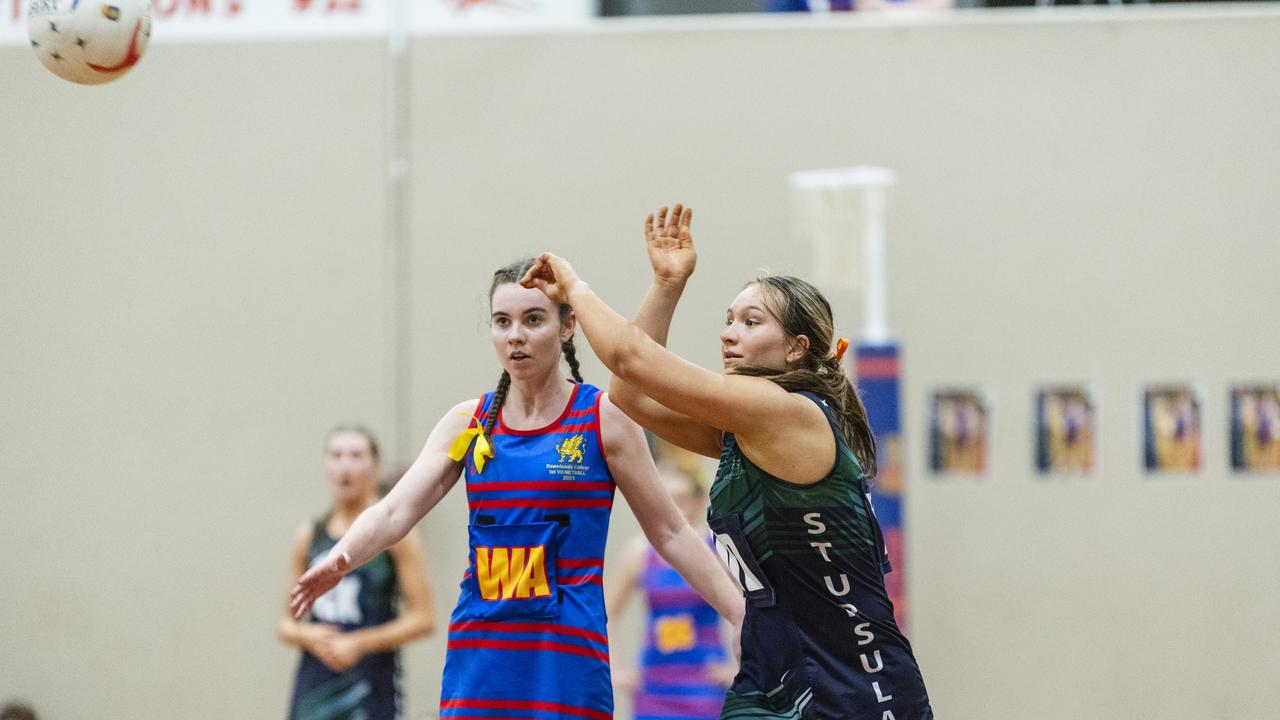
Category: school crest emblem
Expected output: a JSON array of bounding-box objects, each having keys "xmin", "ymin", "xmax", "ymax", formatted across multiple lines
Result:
[{"xmin": 556, "ymin": 434, "xmax": 586, "ymax": 464}]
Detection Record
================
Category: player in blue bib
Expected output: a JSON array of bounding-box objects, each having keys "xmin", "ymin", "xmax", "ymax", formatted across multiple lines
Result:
[
  {"xmin": 608, "ymin": 454, "xmax": 734, "ymax": 720},
  {"xmin": 291, "ymin": 259, "xmax": 743, "ymax": 720},
  {"xmin": 522, "ymin": 204, "xmax": 934, "ymax": 720}
]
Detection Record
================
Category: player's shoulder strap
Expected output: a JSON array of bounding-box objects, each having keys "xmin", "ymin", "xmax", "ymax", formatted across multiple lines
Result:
[{"xmin": 311, "ymin": 511, "xmax": 335, "ymax": 546}]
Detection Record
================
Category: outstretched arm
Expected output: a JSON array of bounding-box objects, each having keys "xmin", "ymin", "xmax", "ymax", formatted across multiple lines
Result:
[
  {"xmin": 290, "ymin": 401, "xmax": 474, "ymax": 619},
  {"xmin": 602, "ymin": 397, "xmax": 744, "ymax": 629},
  {"xmin": 609, "ymin": 205, "xmax": 723, "ymax": 459},
  {"xmin": 604, "ymin": 534, "xmax": 648, "ymax": 696},
  {"xmin": 604, "ymin": 534, "xmax": 647, "ymax": 624},
  {"xmin": 522, "ymin": 254, "xmax": 832, "ymax": 483}
]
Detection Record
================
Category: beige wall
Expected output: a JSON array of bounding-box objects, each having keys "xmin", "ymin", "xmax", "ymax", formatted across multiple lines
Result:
[
  {"xmin": 0, "ymin": 39, "xmax": 394, "ymax": 718},
  {"xmin": 3, "ymin": 7, "xmax": 1279, "ymax": 719}
]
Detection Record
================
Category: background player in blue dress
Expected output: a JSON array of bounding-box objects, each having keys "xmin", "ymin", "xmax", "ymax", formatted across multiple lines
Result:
[
  {"xmin": 521, "ymin": 205, "xmax": 933, "ymax": 720},
  {"xmin": 290, "ymin": 260, "xmax": 744, "ymax": 720},
  {"xmin": 607, "ymin": 450, "xmax": 735, "ymax": 720},
  {"xmin": 279, "ymin": 426, "xmax": 436, "ymax": 720}
]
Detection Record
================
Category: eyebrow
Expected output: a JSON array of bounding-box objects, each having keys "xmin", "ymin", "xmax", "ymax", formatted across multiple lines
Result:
[
  {"xmin": 727, "ymin": 305, "xmax": 769, "ymax": 314},
  {"xmin": 492, "ymin": 308, "xmax": 550, "ymax": 318}
]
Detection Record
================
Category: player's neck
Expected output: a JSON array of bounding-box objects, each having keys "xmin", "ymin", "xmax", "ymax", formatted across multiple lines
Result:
[
  {"xmin": 331, "ymin": 495, "xmax": 375, "ymax": 526},
  {"xmin": 504, "ymin": 371, "xmax": 573, "ymax": 428}
]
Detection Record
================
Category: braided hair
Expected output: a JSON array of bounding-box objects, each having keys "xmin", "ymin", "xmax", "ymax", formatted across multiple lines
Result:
[{"xmin": 483, "ymin": 258, "xmax": 584, "ymax": 441}]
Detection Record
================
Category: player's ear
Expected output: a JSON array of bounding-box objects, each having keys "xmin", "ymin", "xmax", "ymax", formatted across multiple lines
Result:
[
  {"xmin": 786, "ymin": 334, "xmax": 810, "ymax": 364},
  {"xmin": 560, "ymin": 309, "xmax": 577, "ymax": 342}
]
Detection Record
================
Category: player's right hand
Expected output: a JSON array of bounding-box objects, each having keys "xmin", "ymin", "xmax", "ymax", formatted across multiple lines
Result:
[
  {"xmin": 290, "ymin": 550, "xmax": 352, "ymax": 619},
  {"xmin": 644, "ymin": 203, "xmax": 696, "ymax": 288},
  {"xmin": 299, "ymin": 622, "xmax": 341, "ymax": 654},
  {"xmin": 312, "ymin": 632, "xmax": 364, "ymax": 673},
  {"xmin": 521, "ymin": 253, "xmax": 582, "ymax": 306}
]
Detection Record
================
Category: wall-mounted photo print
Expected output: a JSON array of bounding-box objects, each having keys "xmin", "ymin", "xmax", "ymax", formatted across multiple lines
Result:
[
  {"xmin": 929, "ymin": 389, "xmax": 988, "ymax": 476},
  {"xmin": 1230, "ymin": 385, "xmax": 1280, "ymax": 472},
  {"xmin": 1143, "ymin": 385, "xmax": 1201, "ymax": 473},
  {"xmin": 1035, "ymin": 386, "xmax": 1095, "ymax": 476}
]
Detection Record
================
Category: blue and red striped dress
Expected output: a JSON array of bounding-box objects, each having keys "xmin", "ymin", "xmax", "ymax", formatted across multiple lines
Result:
[
  {"xmin": 441, "ymin": 382, "xmax": 616, "ymax": 720},
  {"xmin": 634, "ymin": 544, "xmax": 729, "ymax": 720}
]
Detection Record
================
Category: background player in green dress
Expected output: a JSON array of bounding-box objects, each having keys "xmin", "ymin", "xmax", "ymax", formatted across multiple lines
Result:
[{"xmin": 278, "ymin": 426, "xmax": 436, "ymax": 720}]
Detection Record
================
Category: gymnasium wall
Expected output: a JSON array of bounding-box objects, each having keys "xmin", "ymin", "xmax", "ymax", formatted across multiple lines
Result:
[
  {"xmin": 3, "ymin": 7, "xmax": 1279, "ymax": 719},
  {"xmin": 0, "ymin": 39, "xmax": 396, "ymax": 718}
]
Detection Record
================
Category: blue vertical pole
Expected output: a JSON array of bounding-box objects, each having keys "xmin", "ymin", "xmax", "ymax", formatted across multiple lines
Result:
[{"xmin": 851, "ymin": 341, "xmax": 907, "ymax": 630}]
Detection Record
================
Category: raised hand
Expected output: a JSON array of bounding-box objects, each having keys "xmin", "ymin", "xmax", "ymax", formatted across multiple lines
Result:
[
  {"xmin": 644, "ymin": 203, "xmax": 696, "ymax": 288},
  {"xmin": 520, "ymin": 253, "xmax": 582, "ymax": 305},
  {"xmin": 290, "ymin": 550, "xmax": 352, "ymax": 620}
]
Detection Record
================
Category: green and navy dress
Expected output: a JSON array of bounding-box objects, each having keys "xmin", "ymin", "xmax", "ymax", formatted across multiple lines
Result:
[
  {"xmin": 709, "ymin": 392, "xmax": 932, "ymax": 720},
  {"xmin": 289, "ymin": 515, "xmax": 401, "ymax": 720}
]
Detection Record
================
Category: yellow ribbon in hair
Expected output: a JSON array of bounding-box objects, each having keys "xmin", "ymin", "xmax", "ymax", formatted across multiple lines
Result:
[
  {"xmin": 448, "ymin": 418, "xmax": 495, "ymax": 473},
  {"xmin": 835, "ymin": 337, "xmax": 850, "ymax": 362}
]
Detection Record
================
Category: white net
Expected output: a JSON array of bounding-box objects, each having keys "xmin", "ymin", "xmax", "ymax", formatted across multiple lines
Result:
[{"xmin": 788, "ymin": 166, "xmax": 897, "ymax": 341}]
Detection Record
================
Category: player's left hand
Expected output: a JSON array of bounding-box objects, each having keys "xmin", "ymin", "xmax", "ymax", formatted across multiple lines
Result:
[{"xmin": 520, "ymin": 253, "xmax": 582, "ymax": 305}]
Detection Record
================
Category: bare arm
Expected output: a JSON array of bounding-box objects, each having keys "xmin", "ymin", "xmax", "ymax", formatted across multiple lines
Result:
[
  {"xmin": 524, "ymin": 257, "xmax": 832, "ymax": 484},
  {"xmin": 604, "ymin": 534, "xmax": 648, "ymax": 695},
  {"xmin": 604, "ymin": 534, "xmax": 647, "ymax": 624},
  {"xmin": 290, "ymin": 400, "xmax": 474, "ymax": 618},
  {"xmin": 609, "ymin": 205, "xmax": 723, "ymax": 459},
  {"xmin": 629, "ymin": 205, "xmax": 691, "ymax": 347},
  {"xmin": 602, "ymin": 397, "xmax": 744, "ymax": 628}
]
